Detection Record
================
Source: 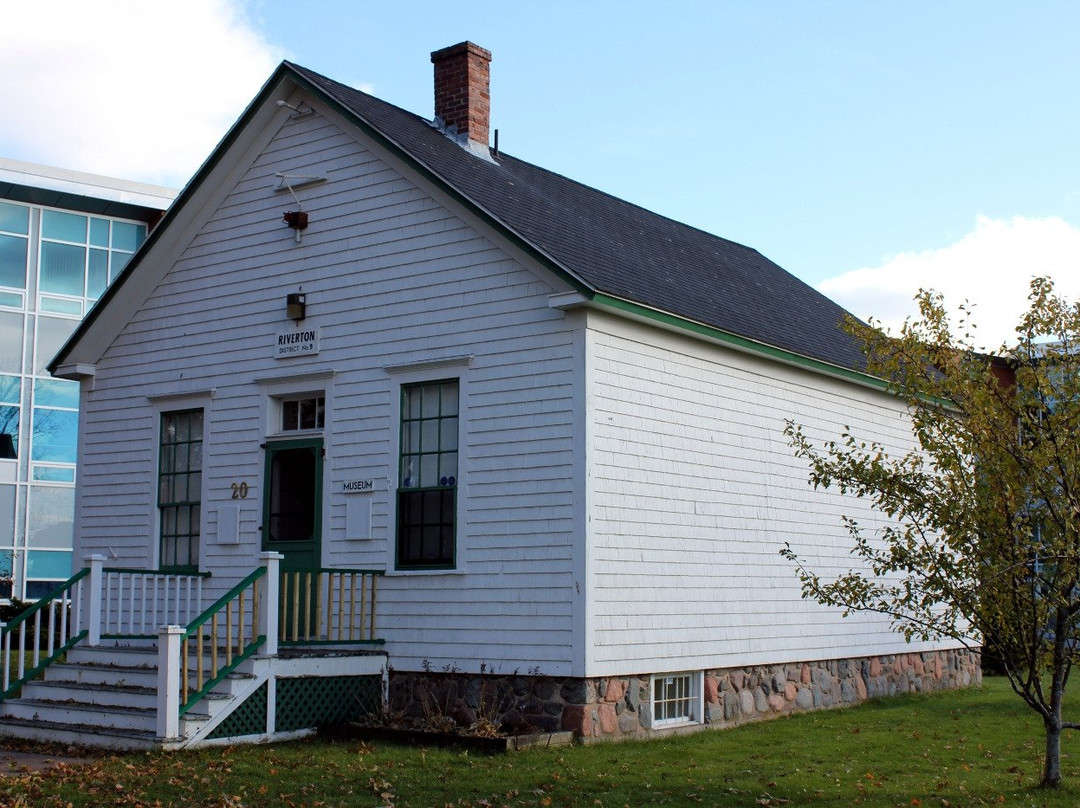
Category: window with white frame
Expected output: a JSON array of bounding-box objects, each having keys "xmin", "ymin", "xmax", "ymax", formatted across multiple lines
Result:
[
  {"xmin": 651, "ymin": 672, "xmax": 702, "ymax": 726},
  {"xmin": 38, "ymin": 209, "xmax": 145, "ymax": 314},
  {"xmin": 158, "ymin": 409, "xmax": 203, "ymax": 570},
  {"xmin": 396, "ymin": 379, "xmax": 458, "ymax": 569},
  {"xmin": 280, "ymin": 395, "xmax": 324, "ymax": 432}
]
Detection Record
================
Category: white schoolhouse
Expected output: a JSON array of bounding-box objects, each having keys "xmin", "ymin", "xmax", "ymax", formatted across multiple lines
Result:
[{"xmin": 0, "ymin": 43, "xmax": 977, "ymax": 748}]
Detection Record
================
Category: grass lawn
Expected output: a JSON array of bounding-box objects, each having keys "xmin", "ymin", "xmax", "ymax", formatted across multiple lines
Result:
[{"xmin": 1, "ymin": 675, "xmax": 1077, "ymax": 807}]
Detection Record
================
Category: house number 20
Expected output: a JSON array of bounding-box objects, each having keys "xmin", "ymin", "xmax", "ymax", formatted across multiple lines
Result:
[{"xmin": 231, "ymin": 482, "xmax": 249, "ymax": 499}]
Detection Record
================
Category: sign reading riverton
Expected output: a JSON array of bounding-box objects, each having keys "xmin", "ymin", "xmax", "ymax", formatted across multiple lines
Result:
[{"xmin": 275, "ymin": 327, "xmax": 320, "ymax": 358}]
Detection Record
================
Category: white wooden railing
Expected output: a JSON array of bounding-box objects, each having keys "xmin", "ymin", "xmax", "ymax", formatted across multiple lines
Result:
[
  {"xmin": 98, "ymin": 559, "xmax": 209, "ymax": 640},
  {"xmin": 0, "ymin": 552, "xmax": 385, "ymax": 741}
]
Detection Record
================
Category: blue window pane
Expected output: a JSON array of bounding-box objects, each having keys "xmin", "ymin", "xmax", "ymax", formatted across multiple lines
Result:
[
  {"xmin": 110, "ymin": 251, "xmax": 132, "ymax": 281},
  {"xmin": 26, "ymin": 550, "xmax": 73, "ymax": 579},
  {"xmin": 31, "ymin": 408, "xmax": 77, "ymax": 463},
  {"xmin": 111, "ymin": 222, "xmax": 144, "ymax": 252},
  {"xmin": 0, "ymin": 375, "xmax": 18, "ymax": 404},
  {"xmin": 0, "ymin": 406, "xmax": 18, "ymax": 456},
  {"xmin": 39, "ymin": 297, "xmax": 82, "ymax": 315},
  {"xmin": 0, "ymin": 549, "xmax": 12, "ymax": 579},
  {"xmin": 33, "ymin": 466, "xmax": 75, "ymax": 483},
  {"xmin": 89, "ymin": 218, "xmax": 110, "ymax": 248},
  {"xmin": 34, "ymin": 378, "xmax": 78, "ymax": 408},
  {"xmin": 39, "ymin": 242, "xmax": 85, "ymax": 295},
  {"xmin": 0, "ymin": 291, "xmax": 21, "ymax": 308},
  {"xmin": 0, "ymin": 234, "xmax": 27, "ymax": 289},
  {"xmin": 42, "ymin": 210, "xmax": 86, "ymax": 242},
  {"xmin": 88, "ymin": 248, "xmax": 108, "ymax": 298},
  {"xmin": 0, "ymin": 203, "xmax": 28, "ymax": 236}
]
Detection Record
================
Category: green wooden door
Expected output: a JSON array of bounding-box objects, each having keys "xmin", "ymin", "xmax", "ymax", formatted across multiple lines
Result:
[
  {"xmin": 263, "ymin": 438, "xmax": 323, "ymax": 639},
  {"xmin": 262, "ymin": 438, "xmax": 322, "ymax": 571}
]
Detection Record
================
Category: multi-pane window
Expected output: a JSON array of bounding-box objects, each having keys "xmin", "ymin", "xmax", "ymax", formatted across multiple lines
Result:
[
  {"xmin": 281, "ymin": 395, "xmax": 324, "ymax": 431},
  {"xmin": 652, "ymin": 672, "xmax": 701, "ymax": 726},
  {"xmin": 158, "ymin": 409, "xmax": 203, "ymax": 570},
  {"xmin": 38, "ymin": 209, "xmax": 145, "ymax": 315},
  {"xmin": 0, "ymin": 200, "xmax": 150, "ymax": 599},
  {"xmin": 397, "ymin": 380, "xmax": 458, "ymax": 568},
  {"xmin": 31, "ymin": 379, "xmax": 78, "ymax": 471}
]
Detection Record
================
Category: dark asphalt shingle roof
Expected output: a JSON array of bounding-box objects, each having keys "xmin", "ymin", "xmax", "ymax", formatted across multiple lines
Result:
[{"xmin": 298, "ymin": 63, "xmax": 866, "ymax": 371}]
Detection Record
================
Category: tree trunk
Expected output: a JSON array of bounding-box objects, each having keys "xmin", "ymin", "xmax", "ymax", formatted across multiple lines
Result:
[{"xmin": 1043, "ymin": 714, "xmax": 1062, "ymax": 788}]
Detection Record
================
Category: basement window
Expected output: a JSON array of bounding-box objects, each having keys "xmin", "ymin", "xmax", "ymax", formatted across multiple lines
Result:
[{"xmin": 651, "ymin": 672, "xmax": 703, "ymax": 727}]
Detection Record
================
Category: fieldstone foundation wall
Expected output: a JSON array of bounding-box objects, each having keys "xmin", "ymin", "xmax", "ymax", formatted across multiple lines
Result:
[{"xmin": 388, "ymin": 648, "xmax": 981, "ymax": 741}]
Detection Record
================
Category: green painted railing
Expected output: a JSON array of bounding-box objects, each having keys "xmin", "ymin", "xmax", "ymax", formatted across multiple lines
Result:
[
  {"xmin": 178, "ymin": 567, "xmax": 266, "ymax": 716},
  {"xmin": 0, "ymin": 569, "xmax": 90, "ymax": 701}
]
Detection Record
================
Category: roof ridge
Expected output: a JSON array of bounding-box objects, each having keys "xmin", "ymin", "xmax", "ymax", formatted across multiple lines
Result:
[
  {"xmin": 281, "ymin": 60, "xmax": 866, "ymax": 374},
  {"xmin": 287, "ymin": 61, "xmax": 760, "ymax": 259}
]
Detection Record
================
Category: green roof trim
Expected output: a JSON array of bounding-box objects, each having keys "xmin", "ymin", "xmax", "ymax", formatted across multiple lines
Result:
[{"xmin": 590, "ymin": 292, "xmax": 889, "ymax": 392}]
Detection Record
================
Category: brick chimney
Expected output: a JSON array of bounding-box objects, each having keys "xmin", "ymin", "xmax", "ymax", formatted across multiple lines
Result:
[{"xmin": 431, "ymin": 41, "xmax": 492, "ymax": 147}]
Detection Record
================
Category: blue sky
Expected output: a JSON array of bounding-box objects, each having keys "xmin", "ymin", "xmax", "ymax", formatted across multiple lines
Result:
[{"xmin": 3, "ymin": 1, "xmax": 1079, "ymax": 346}]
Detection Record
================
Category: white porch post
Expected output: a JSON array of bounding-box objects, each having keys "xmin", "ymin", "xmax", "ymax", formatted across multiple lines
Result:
[
  {"xmin": 156, "ymin": 625, "xmax": 184, "ymax": 740},
  {"xmin": 84, "ymin": 554, "xmax": 105, "ymax": 647},
  {"xmin": 259, "ymin": 552, "xmax": 283, "ymax": 657}
]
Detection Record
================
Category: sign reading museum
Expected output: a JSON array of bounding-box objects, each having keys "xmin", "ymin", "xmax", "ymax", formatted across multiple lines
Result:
[{"xmin": 274, "ymin": 327, "xmax": 320, "ymax": 358}]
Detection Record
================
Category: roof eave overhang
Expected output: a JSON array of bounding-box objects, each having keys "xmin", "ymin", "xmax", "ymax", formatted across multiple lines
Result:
[
  {"xmin": 552, "ymin": 291, "xmax": 887, "ymax": 393},
  {"xmin": 50, "ymin": 61, "xmax": 881, "ymax": 396}
]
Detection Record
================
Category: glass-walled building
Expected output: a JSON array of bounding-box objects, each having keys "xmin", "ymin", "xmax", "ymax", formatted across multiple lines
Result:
[{"xmin": 0, "ymin": 158, "xmax": 175, "ymax": 599}]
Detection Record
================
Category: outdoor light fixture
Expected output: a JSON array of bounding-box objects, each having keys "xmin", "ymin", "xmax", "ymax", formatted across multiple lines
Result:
[
  {"xmin": 275, "ymin": 172, "xmax": 325, "ymax": 244},
  {"xmin": 282, "ymin": 210, "xmax": 309, "ymax": 243},
  {"xmin": 286, "ymin": 293, "xmax": 307, "ymax": 321}
]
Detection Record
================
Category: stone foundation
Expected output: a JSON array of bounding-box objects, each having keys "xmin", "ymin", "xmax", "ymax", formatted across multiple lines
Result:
[{"xmin": 387, "ymin": 648, "xmax": 981, "ymax": 742}]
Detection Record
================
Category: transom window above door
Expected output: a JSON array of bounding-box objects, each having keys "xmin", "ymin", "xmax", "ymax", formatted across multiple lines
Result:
[{"xmin": 281, "ymin": 395, "xmax": 324, "ymax": 431}]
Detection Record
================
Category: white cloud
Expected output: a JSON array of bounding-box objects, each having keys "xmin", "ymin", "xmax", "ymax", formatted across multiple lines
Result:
[
  {"xmin": 819, "ymin": 216, "xmax": 1080, "ymax": 351},
  {"xmin": 0, "ymin": 0, "xmax": 284, "ymax": 187}
]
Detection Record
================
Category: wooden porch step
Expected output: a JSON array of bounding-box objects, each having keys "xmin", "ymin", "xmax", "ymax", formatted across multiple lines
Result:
[
  {"xmin": 41, "ymin": 661, "xmax": 160, "ymax": 689},
  {"xmin": 1, "ymin": 697, "xmax": 158, "ymax": 732},
  {"xmin": 0, "ymin": 695, "xmax": 216, "ymax": 732},
  {"xmin": 0, "ymin": 716, "xmax": 164, "ymax": 751},
  {"xmin": 20, "ymin": 679, "xmax": 157, "ymax": 710}
]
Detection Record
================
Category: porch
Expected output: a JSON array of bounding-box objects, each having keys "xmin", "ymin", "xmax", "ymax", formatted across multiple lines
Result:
[{"xmin": 0, "ymin": 553, "xmax": 386, "ymax": 749}]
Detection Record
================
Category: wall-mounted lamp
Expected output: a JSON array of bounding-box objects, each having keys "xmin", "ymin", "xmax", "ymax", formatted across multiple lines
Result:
[
  {"xmin": 286, "ymin": 292, "xmax": 307, "ymax": 322},
  {"xmin": 282, "ymin": 210, "xmax": 309, "ymax": 244}
]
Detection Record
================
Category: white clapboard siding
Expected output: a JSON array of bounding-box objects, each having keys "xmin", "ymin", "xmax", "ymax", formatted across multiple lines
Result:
[
  {"xmin": 585, "ymin": 313, "xmax": 956, "ymax": 677},
  {"xmin": 74, "ymin": 107, "xmax": 579, "ymax": 673}
]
